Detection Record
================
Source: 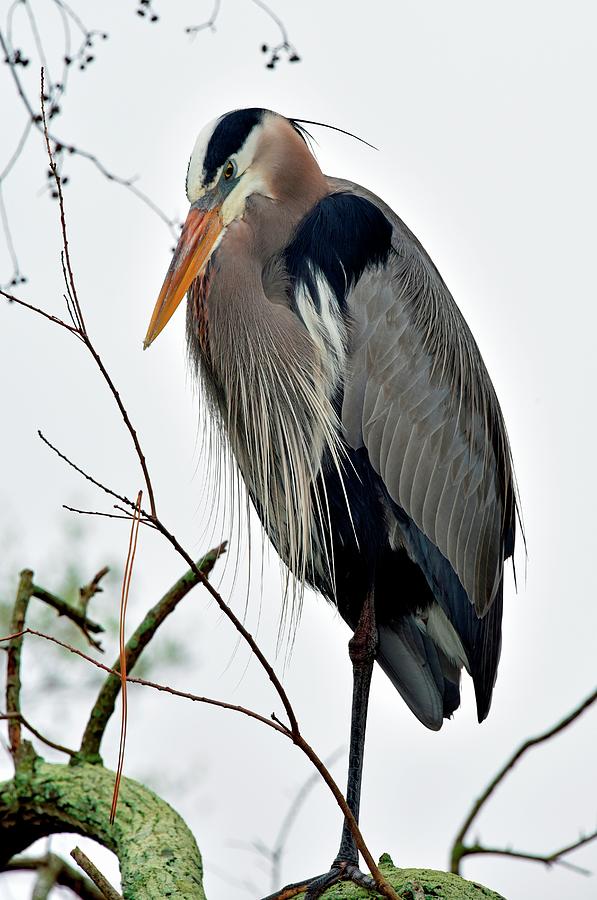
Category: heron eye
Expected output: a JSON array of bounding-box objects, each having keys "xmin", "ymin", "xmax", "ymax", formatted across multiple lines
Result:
[{"xmin": 223, "ymin": 160, "xmax": 235, "ymax": 180}]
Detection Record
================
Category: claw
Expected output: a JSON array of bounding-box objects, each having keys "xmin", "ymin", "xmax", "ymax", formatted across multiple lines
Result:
[{"xmin": 265, "ymin": 861, "xmax": 378, "ymax": 900}]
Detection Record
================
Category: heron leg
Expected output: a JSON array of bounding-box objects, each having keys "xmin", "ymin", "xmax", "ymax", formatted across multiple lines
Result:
[
  {"xmin": 334, "ymin": 588, "xmax": 378, "ymax": 866},
  {"xmin": 262, "ymin": 592, "xmax": 379, "ymax": 900}
]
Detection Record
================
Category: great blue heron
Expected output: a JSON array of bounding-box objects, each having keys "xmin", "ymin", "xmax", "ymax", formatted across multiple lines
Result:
[{"xmin": 145, "ymin": 108, "xmax": 518, "ymax": 897}]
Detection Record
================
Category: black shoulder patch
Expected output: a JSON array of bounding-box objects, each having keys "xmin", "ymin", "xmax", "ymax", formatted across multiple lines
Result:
[
  {"xmin": 203, "ymin": 108, "xmax": 265, "ymax": 184},
  {"xmin": 284, "ymin": 193, "xmax": 393, "ymax": 311}
]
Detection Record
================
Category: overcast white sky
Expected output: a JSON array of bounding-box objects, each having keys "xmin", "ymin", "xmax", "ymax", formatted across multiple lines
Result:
[{"xmin": 1, "ymin": 2, "xmax": 596, "ymax": 899}]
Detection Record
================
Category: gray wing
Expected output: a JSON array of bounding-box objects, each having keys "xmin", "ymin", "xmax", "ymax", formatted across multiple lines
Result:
[{"xmin": 328, "ymin": 176, "xmax": 517, "ymax": 617}]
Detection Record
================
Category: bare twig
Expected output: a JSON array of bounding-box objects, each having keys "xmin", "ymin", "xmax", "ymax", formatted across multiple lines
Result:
[
  {"xmin": 0, "ymin": 286, "xmax": 79, "ymax": 333},
  {"xmin": 5, "ymin": 569, "xmax": 34, "ymax": 758},
  {"xmin": 185, "ymin": 0, "xmax": 221, "ymax": 35},
  {"xmin": 4, "ymin": 853, "xmax": 104, "ymax": 900},
  {"xmin": 39, "ymin": 430, "xmax": 136, "ymax": 509},
  {"xmin": 0, "ymin": 627, "xmax": 289, "ymax": 737},
  {"xmin": 450, "ymin": 685, "xmax": 597, "ymax": 873},
  {"xmin": 39, "ymin": 77, "xmax": 158, "ymax": 517},
  {"xmin": 80, "ymin": 543, "xmax": 227, "ymax": 760},
  {"xmin": 457, "ymin": 829, "xmax": 597, "ymax": 876},
  {"xmin": 0, "ymin": 711, "xmax": 75, "ymax": 758},
  {"xmin": 63, "ymin": 505, "xmax": 158, "ymax": 528},
  {"xmin": 0, "ymin": 18, "xmax": 179, "ymax": 287},
  {"xmin": 78, "ymin": 565, "xmax": 110, "ymax": 617},
  {"xmin": 70, "ymin": 847, "xmax": 123, "ymax": 900}
]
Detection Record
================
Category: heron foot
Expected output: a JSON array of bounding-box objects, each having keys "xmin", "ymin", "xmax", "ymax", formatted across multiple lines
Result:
[{"xmin": 262, "ymin": 860, "xmax": 377, "ymax": 899}]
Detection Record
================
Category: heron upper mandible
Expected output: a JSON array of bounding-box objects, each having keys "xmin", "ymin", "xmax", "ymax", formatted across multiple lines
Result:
[{"xmin": 145, "ymin": 108, "xmax": 518, "ymax": 898}]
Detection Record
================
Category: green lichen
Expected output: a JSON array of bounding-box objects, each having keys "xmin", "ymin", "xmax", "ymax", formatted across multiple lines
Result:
[
  {"xmin": 1, "ymin": 758, "xmax": 204, "ymax": 899},
  {"xmin": 293, "ymin": 858, "xmax": 506, "ymax": 899}
]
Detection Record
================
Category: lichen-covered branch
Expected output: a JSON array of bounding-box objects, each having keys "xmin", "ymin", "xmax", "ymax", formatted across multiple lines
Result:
[
  {"xmin": 79, "ymin": 542, "xmax": 226, "ymax": 762},
  {"xmin": 260, "ymin": 854, "xmax": 505, "ymax": 900},
  {"xmin": 5, "ymin": 569, "xmax": 34, "ymax": 758},
  {"xmin": 0, "ymin": 755, "xmax": 205, "ymax": 899}
]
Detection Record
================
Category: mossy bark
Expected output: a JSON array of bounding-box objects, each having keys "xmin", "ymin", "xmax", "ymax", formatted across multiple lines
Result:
[
  {"xmin": 295, "ymin": 855, "xmax": 506, "ymax": 899},
  {"xmin": 0, "ymin": 749, "xmax": 204, "ymax": 899}
]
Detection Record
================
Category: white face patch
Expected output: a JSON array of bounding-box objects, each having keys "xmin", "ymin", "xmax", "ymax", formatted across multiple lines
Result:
[
  {"xmin": 186, "ymin": 115, "xmax": 221, "ymax": 202},
  {"xmin": 186, "ymin": 112, "xmax": 273, "ymax": 211}
]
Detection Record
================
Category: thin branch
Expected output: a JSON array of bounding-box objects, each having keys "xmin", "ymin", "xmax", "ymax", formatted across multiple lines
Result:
[
  {"xmin": 450, "ymin": 688, "xmax": 597, "ymax": 874},
  {"xmin": 63, "ymin": 504, "xmax": 158, "ymax": 528},
  {"xmin": 38, "ymin": 430, "xmax": 136, "ymax": 509},
  {"xmin": 0, "ymin": 286, "xmax": 79, "ymax": 334},
  {"xmin": 251, "ymin": 0, "xmax": 289, "ymax": 45},
  {"xmin": 39, "ymin": 77, "xmax": 158, "ymax": 517},
  {"xmin": 451, "ymin": 685, "xmax": 597, "ymax": 873},
  {"xmin": 185, "ymin": 0, "xmax": 221, "ymax": 35},
  {"xmin": 70, "ymin": 848, "xmax": 123, "ymax": 900},
  {"xmin": 458, "ymin": 829, "xmax": 597, "ymax": 875},
  {"xmin": 32, "ymin": 583, "xmax": 104, "ymax": 649},
  {"xmin": 80, "ymin": 543, "xmax": 227, "ymax": 760},
  {"xmin": 0, "ymin": 711, "xmax": 76, "ymax": 758},
  {"xmin": 4, "ymin": 853, "xmax": 104, "ymax": 900},
  {"xmin": 1, "ymin": 627, "xmax": 288, "ymax": 737},
  {"xmin": 5, "ymin": 569, "xmax": 34, "ymax": 758},
  {"xmin": 78, "ymin": 566, "xmax": 110, "ymax": 618}
]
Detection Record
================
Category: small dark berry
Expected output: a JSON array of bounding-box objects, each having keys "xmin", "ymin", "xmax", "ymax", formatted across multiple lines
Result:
[{"xmin": 261, "ymin": 44, "xmax": 268, "ymax": 52}]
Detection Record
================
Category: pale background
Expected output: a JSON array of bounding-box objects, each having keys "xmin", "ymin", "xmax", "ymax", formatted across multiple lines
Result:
[{"xmin": 1, "ymin": 2, "xmax": 596, "ymax": 899}]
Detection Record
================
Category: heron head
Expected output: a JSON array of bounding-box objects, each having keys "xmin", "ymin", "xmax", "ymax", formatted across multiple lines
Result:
[{"xmin": 144, "ymin": 108, "xmax": 324, "ymax": 349}]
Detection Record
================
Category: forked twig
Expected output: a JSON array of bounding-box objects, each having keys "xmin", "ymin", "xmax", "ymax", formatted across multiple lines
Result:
[{"xmin": 450, "ymin": 685, "xmax": 597, "ymax": 874}]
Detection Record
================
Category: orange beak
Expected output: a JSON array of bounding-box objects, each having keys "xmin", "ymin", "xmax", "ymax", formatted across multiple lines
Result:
[{"xmin": 144, "ymin": 206, "xmax": 223, "ymax": 349}]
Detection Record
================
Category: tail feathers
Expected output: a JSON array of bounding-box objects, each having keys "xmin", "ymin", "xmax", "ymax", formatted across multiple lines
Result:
[{"xmin": 376, "ymin": 616, "xmax": 461, "ymax": 730}]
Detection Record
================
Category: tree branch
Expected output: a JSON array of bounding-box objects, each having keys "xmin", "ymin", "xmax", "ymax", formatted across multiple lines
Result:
[
  {"xmin": 79, "ymin": 543, "xmax": 226, "ymax": 762},
  {"xmin": 4, "ymin": 852, "xmax": 104, "ymax": 900},
  {"xmin": 32, "ymin": 581, "xmax": 105, "ymax": 650},
  {"xmin": 71, "ymin": 847, "xmax": 123, "ymax": 900},
  {"xmin": 457, "ymin": 829, "xmax": 597, "ymax": 875},
  {"xmin": 5, "ymin": 569, "xmax": 34, "ymax": 759},
  {"xmin": 450, "ymin": 685, "xmax": 597, "ymax": 873},
  {"xmin": 1, "ymin": 626, "xmax": 288, "ymax": 738},
  {"xmin": 0, "ymin": 759, "xmax": 205, "ymax": 898},
  {"xmin": 0, "ymin": 711, "xmax": 76, "ymax": 758}
]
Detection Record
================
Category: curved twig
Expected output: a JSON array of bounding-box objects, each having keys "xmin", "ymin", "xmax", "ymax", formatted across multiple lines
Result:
[{"xmin": 450, "ymin": 685, "xmax": 597, "ymax": 873}]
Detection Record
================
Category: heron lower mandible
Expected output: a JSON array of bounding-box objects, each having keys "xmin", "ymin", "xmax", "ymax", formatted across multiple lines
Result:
[{"xmin": 145, "ymin": 108, "xmax": 518, "ymax": 898}]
